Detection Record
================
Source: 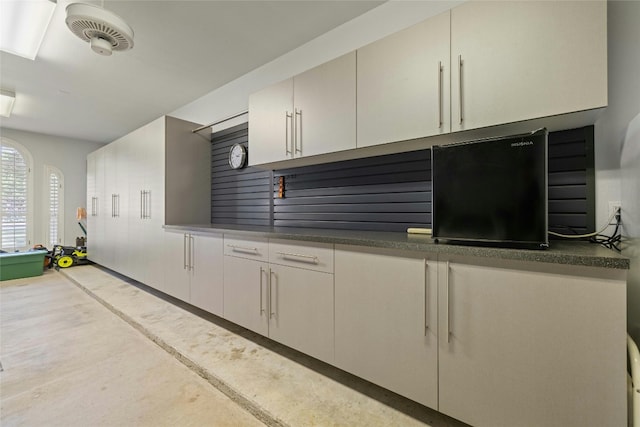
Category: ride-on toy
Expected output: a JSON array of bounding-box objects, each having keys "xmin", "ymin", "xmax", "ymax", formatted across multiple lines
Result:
[{"xmin": 52, "ymin": 245, "xmax": 89, "ymax": 270}]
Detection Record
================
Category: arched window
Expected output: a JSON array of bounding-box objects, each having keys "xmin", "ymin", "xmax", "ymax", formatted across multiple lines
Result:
[
  {"xmin": 0, "ymin": 138, "xmax": 33, "ymax": 251},
  {"xmin": 44, "ymin": 165, "xmax": 64, "ymax": 247}
]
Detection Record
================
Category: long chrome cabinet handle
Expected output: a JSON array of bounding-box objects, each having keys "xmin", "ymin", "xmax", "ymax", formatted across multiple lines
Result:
[
  {"xmin": 189, "ymin": 234, "xmax": 194, "ymax": 271},
  {"xmin": 144, "ymin": 191, "xmax": 147, "ymax": 219},
  {"xmin": 227, "ymin": 245, "xmax": 259, "ymax": 255},
  {"xmin": 116, "ymin": 194, "xmax": 120, "ymax": 217},
  {"xmin": 145, "ymin": 190, "xmax": 151, "ymax": 219},
  {"xmin": 438, "ymin": 61, "xmax": 443, "ymax": 129},
  {"xmin": 259, "ymin": 267, "xmax": 265, "ymax": 315},
  {"xmin": 183, "ymin": 233, "xmax": 188, "ymax": 270},
  {"xmin": 140, "ymin": 190, "xmax": 144, "ymax": 219},
  {"xmin": 294, "ymin": 109, "xmax": 302, "ymax": 154},
  {"xmin": 424, "ymin": 259, "xmax": 429, "ymax": 336},
  {"xmin": 285, "ymin": 112, "xmax": 293, "ymax": 156},
  {"xmin": 269, "ymin": 269, "xmax": 276, "ymax": 319},
  {"xmin": 276, "ymin": 251, "xmax": 318, "ymax": 264},
  {"xmin": 446, "ymin": 261, "xmax": 451, "ymax": 343},
  {"xmin": 458, "ymin": 55, "xmax": 464, "ymax": 125}
]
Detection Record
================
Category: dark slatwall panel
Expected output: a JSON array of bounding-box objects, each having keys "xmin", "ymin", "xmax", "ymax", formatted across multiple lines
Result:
[
  {"xmin": 547, "ymin": 126, "xmax": 595, "ymax": 235},
  {"xmin": 273, "ymin": 150, "xmax": 432, "ymax": 232},
  {"xmin": 272, "ymin": 126, "xmax": 595, "ymax": 234},
  {"xmin": 211, "ymin": 123, "xmax": 272, "ymax": 226}
]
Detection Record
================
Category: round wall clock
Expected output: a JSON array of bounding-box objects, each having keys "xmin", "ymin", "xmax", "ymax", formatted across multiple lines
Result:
[{"xmin": 228, "ymin": 143, "xmax": 247, "ymax": 169}]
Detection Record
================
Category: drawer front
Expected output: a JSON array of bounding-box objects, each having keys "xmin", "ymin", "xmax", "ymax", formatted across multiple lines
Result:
[
  {"xmin": 269, "ymin": 239, "xmax": 334, "ymax": 273},
  {"xmin": 224, "ymin": 236, "xmax": 269, "ymax": 261}
]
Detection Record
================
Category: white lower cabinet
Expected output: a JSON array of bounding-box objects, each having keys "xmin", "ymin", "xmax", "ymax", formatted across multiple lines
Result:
[
  {"xmin": 223, "ymin": 237, "xmax": 334, "ymax": 363},
  {"xmin": 164, "ymin": 231, "xmax": 224, "ymax": 315},
  {"xmin": 437, "ymin": 256, "xmax": 627, "ymax": 427},
  {"xmin": 334, "ymin": 245, "xmax": 438, "ymax": 408},
  {"xmin": 223, "ymin": 255, "xmax": 270, "ymax": 336},
  {"xmin": 268, "ymin": 263, "xmax": 334, "ymax": 364}
]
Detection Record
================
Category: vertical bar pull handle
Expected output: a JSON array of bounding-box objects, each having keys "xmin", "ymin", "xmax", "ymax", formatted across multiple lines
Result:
[
  {"xmin": 446, "ymin": 261, "xmax": 451, "ymax": 343},
  {"xmin": 140, "ymin": 190, "xmax": 144, "ymax": 219},
  {"xmin": 458, "ymin": 55, "xmax": 464, "ymax": 125},
  {"xmin": 183, "ymin": 234, "xmax": 188, "ymax": 270},
  {"xmin": 285, "ymin": 112, "xmax": 293, "ymax": 156},
  {"xmin": 424, "ymin": 259, "xmax": 429, "ymax": 336},
  {"xmin": 294, "ymin": 109, "xmax": 302, "ymax": 154},
  {"xmin": 259, "ymin": 267, "xmax": 265, "ymax": 315},
  {"xmin": 189, "ymin": 234, "xmax": 194, "ymax": 271},
  {"xmin": 438, "ymin": 61, "xmax": 443, "ymax": 129},
  {"xmin": 269, "ymin": 269, "xmax": 276, "ymax": 319}
]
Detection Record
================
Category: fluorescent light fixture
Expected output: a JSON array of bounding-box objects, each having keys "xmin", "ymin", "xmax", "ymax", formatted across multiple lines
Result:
[
  {"xmin": 0, "ymin": 0, "xmax": 57, "ymax": 60},
  {"xmin": 0, "ymin": 90, "xmax": 16, "ymax": 117}
]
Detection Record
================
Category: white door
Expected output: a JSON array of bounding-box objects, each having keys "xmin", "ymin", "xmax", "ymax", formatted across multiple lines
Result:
[
  {"xmin": 293, "ymin": 52, "xmax": 356, "ymax": 157},
  {"xmin": 357, "ymin": 11, "xmax": 450, "ymax": 148},
  {"xmin": 334, "ymin": 245, "xmax": 438, "ymax": 408},
  {"xmin": 248, "ymin": 78, "xmax": 294, "ymax": 165},
  {"xmin": 223, "ymin": 255, "xmax": 269, "ymax": 336},
  {"xmin": 437, "ymin": 256, "xmax": 626, "ymax": 427},
  {"xmin": 450, "ymin": 1, "xmax": 607, "ymax": 132},
  {"xmin": 162, "ymin": 230, "xmax": 190, "ymax": 301},
  {"xmin": 190, "ymin": 233, "xmax": 224, "ymax": 317},
  {"xmin": 267, "ymin": 264, "xmax": 334, "ymax": 364}
]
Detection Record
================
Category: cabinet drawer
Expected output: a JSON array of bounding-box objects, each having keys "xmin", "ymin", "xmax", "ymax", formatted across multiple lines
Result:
[
  {"xmin": 224, "ymin": 236, "xmax": 269, "ymax": 261},
  {"xmin": 269, "ymin": 239, "xmax": 333, "ymax": 273}
]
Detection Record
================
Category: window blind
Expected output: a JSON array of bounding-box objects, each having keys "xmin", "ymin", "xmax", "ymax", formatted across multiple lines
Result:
[
  {"xmin": 48, "ymin": 172, "xmax": 61, "ymax": 246},
  {"xmin": 1, "ymin": 145, "xmax": 29, "ymax": 251}
]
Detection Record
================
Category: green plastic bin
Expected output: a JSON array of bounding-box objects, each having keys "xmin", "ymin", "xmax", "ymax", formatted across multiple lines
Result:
[{"xmin": 0, "ymin": 250, "xmax": 47, "ymax": 281}]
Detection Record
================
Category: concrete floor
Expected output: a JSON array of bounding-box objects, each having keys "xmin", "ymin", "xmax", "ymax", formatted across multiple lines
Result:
[{"xmin": 1, "ymin": 266, "xmax": 468, "ymax": 427}]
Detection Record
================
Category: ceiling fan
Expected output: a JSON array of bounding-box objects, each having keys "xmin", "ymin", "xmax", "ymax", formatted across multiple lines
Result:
[{"xmin": 65, "ymin": 1, "xmax": 134, "ymax": 56}]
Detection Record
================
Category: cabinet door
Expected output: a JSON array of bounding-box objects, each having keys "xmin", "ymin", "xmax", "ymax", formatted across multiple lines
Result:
[
  {"xmin": 140, "ymin": 118, "xmax": 166, "ymax": 290},
  {"xmin": 162, "ymin": 231, "xmax": 190, "ymax": 301},
  {"xmin": 223, "ymin": 255, "xmax": 269, "ymax": 336},
  {"xmin": 190, "ymin": 234, "xmax": 224, "ymax": 317},
  {"xmin": 451, "ymin": 0, "xmax": 606, "ymax": 132},
  {"xmin": 100, "ymin": 143, "xmax": 118, "ymax": 270},
  {"xmin": 293, "ymin": 52, "xmax": 356, "ymax": 157},
  {"xmin": 267, "ymin": 264, "xmax": 334, "ymax": 364},
  {"xmin": 357, "ymin": 11, "xmax": 450, "ymax": 148},
  {"xmin": 86, "ymin": 150, "xmax": 105, "ymax": 265},
  {"xmin": 248, "ymin": 78, "xmax": 294, "ymax": 166},
  {"xmin": 437, "ymin": 257, "xmax": 626, "ymax": 427},
  {"xmin": 334, "ymin": 245, "xmax": 438, "ymax": 408}
]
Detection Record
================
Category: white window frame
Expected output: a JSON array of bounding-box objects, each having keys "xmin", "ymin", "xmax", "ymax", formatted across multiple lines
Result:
[
  {"xmin": 0, "ymin": 138, "xmax": 34, "ymax": 252},
  {"xmin": 43, "ymin": 165, "xmax": 64, "ymax": 248}
]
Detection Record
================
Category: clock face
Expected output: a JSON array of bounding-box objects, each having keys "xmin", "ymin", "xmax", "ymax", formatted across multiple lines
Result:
[{"xmin": 229, "ymin": 143, "xmax": 247, "ymax": 169}]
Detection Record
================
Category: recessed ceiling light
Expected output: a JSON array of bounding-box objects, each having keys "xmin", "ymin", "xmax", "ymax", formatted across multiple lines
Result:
[
  {"xmin": 0, "ymin": 90, "xmax": 16, "ymax": 118},
  {"xmin": 0, "ymin": 0, "xmax": 57, "ymax": 60}
]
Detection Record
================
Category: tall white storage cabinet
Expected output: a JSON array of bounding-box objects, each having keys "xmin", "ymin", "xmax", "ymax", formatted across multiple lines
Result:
[
  {"xmin": 450, "ymin": 0, "xmax": 607, "ymax": 132},
  {"xmin": 86, "ymin": 149, "xmax": 105, "ymax": 265},
  {"xmin": 86, "ymin": 116, "xmax": 211, "ymax": 293}
]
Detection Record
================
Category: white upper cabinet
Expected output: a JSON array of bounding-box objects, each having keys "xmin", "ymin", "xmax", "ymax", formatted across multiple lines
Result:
[
  {"xmin": 293, "ymin": 52, "xmax": 356, "ymax": 158},
  {"xmin": 248, "ymin": 78, "xmax": 294, "ymax": 165},
  {"xmin": 357, "ymin": 11, "xmax": 451, "ymax": 148},
  {"xmin": 249, "ymin": 52, "xmax": 356, "ymax": 166},
  {"xmin": 450, "ymin": 0, "xmax": 607, "ymax": 132}
]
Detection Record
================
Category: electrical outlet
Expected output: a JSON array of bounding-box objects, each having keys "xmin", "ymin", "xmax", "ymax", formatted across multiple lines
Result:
[{"xmin": 608, "ymin": 201, "xmax": 621, "ymax": 224}]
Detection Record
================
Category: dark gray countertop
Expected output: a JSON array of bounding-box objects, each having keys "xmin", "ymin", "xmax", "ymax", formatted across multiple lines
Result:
[{"xmin": 164, "ymin": 224, "xmax": 630, "ymax": 270}]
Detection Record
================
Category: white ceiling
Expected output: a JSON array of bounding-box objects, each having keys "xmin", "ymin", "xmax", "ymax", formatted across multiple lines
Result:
[{"xmin": 0, "ymin": 0, "xmax": 383, "ymax": 144}]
